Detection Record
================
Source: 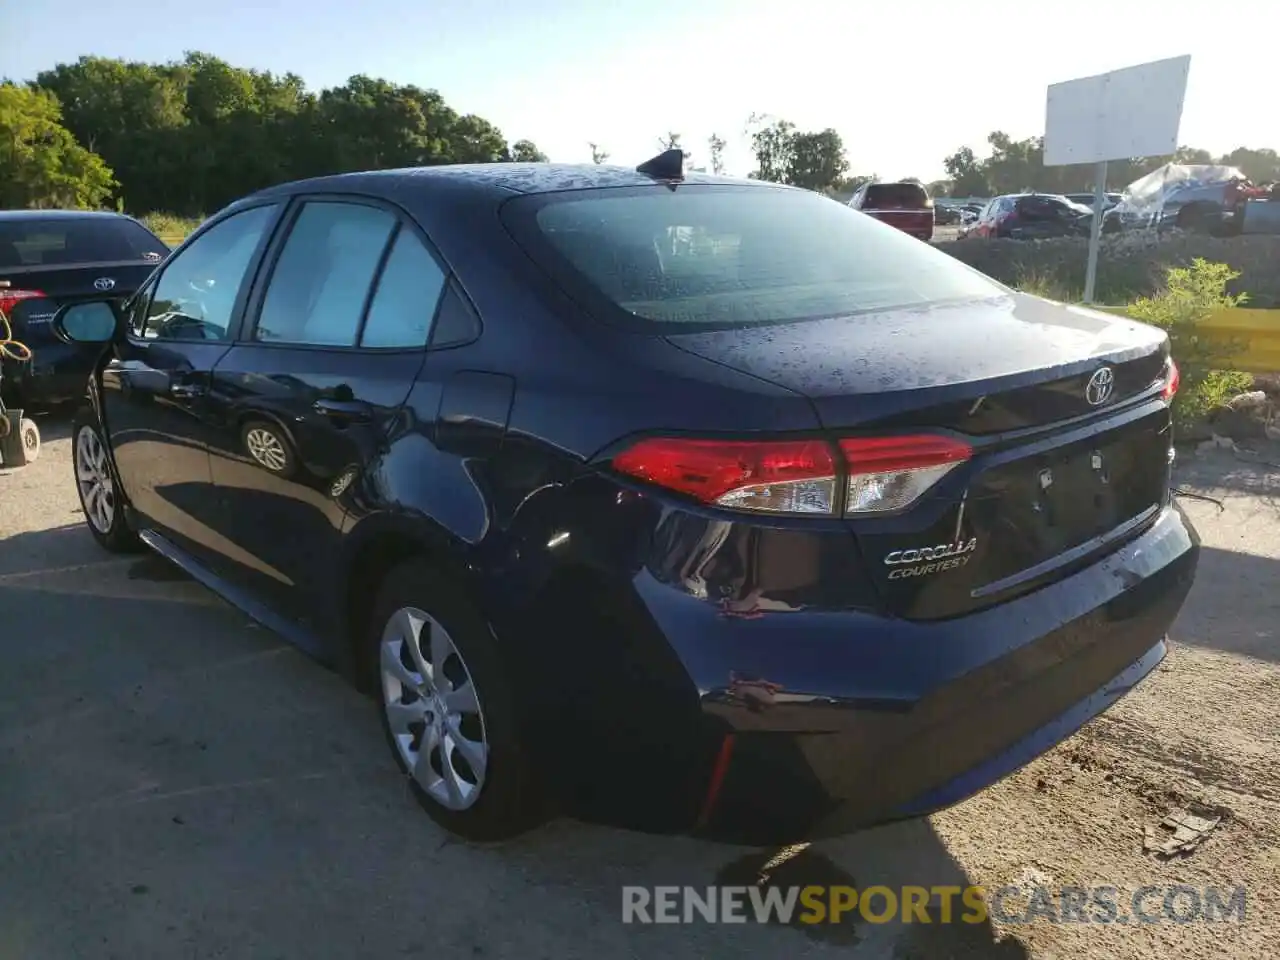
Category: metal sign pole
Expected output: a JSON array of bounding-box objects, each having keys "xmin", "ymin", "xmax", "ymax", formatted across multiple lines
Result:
[{"xmin": 1082, "ymin": 159, "xmax": 1108, "ymax": 303}]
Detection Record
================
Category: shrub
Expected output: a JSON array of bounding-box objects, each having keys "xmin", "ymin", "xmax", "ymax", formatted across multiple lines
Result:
[
  {"xmin": 137, "ymin": 212, "xmax": 203, "ymax": 246},
  {"xmin": 1124, "ymin": 259, "xmax": 1250, "ymax": 431}
]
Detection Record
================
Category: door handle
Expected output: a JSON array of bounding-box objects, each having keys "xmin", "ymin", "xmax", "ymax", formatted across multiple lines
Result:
[
  {"xmin": 169, "ymin": 382, "xmax": 206, "ymax": 399},
  {"xmin": 313, "ymin": 399, "xmax": 373, "ymax": 422}
]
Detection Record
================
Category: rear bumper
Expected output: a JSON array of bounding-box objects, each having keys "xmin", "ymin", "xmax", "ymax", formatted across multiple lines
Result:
[
  {"xmin": 0, "ymin": 340, "xmax": 94, "ymax": 406},
  {"xmin": 633, "ymin": 502, "xmax": 1197, "ymax": 844}
]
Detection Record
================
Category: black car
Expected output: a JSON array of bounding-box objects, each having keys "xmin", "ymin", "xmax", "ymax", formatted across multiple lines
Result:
[
  {"xmin": 53, "ymin": 156, "xmax": 1198, "ymax": 845},
  {"xmin": 0, "ymin": 210, "xmax": 169, "ymax": 408},
  {"xmin": 970, "ymin": 193, "xmax": 1094, "ymax": 240}
]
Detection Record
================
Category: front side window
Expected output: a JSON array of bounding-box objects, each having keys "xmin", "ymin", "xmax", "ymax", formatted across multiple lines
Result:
[
  {"xmin": 255, "ymin": 202, "xmax": 397, "ymax": 346},
  {"xmin": 141, "ymin": 204, "xmax": 278, "ymax": 341},
  {"xmin": 506, "ymin": 185, "xmax": 1001, "ymax": 331}
]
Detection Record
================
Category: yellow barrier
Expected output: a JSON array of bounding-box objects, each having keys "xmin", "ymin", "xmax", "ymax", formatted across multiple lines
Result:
[{"xmin": 1097, "ymin": 307, "xmax": 1280, "ymax": 375}]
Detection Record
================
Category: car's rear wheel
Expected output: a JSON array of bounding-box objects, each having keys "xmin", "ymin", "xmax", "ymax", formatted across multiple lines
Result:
[
  {"xmin": 369, "ymin": 560, "xmax": 547, "ymax": 841},
  {"xmin": 73, "ymin": 412, "xmax": 142, "ymax": 553}
]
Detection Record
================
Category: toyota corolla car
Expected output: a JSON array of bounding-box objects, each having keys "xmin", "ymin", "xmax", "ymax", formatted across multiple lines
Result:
[{"xmin": 53, "ymin": 152, "xmax": 1198, "ymax": 845}]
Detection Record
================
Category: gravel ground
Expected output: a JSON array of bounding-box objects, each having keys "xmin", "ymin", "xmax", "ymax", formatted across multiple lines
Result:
[{"xmin": 1, "ymin": 412, "xmax": 1277, "ymax": 959}]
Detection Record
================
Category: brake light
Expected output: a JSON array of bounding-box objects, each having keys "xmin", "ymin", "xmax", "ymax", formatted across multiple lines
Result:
[
  {"xmin": 609, "ymin": 433, "xmax": 972, "ymax": 516},
  {"xmin": 611, "ymin": 438, "xmax": 838, "ymax": 514},
  {"xmin": 839, "ymin": 435, "xmax": 972, "ymax": 514},
  {"xmin": 0, "ymin": 288, "xmax": 46, "ymax": 319},
  {"xmin": 1161, "ymin": 358, "xmax": 1180, "ymax": 401}
]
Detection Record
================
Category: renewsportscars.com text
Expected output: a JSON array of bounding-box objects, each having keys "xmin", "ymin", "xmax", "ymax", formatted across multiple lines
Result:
[{"xmin": 621, "ymin": 884, "xmax": 1247, "ymax": 925}]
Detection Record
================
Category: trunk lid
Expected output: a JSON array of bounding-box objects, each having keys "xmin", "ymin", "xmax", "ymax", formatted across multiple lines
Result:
[
  {"xmin": 2, "ymin": 260, "xmax": 157, "ymax": 347},
  {"xmin": 664, "ymin": 293, "xmax": 1174, "ymax": 618}
]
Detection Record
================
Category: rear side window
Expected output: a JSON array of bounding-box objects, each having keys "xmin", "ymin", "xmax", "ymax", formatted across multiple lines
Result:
[
  {"xmin": 0, "ymin": 218, "xmax": 167, "ymax": 268},
  {"xmin": 863, "ymin": 183, "xmax": 930, "ymax": 210},
  {"xmin": 360, "ymin": 228, "xmax": 446, "ymax": 348},
  {"xmin": 507, "ymin": 185, "xmax": 1000, "ymax": 331},
  {"xmin": 255, "ymin": 201, "xmax": 396, "ymax": 346}
]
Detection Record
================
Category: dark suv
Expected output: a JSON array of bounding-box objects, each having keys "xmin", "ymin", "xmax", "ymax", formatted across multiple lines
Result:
[{"xmin": 54, "ymin": 160, "xmax": 1197, "ymax": 845}]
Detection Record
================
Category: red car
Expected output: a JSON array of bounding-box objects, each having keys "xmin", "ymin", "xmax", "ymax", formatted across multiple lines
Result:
[{"xmin": 848, "ymin": 181, "xmax": 934, "ymax": 241}]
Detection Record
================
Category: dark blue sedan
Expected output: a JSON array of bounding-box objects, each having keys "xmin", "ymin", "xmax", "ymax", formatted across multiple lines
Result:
[{"xmin": 53, "ymin": 153, "xmax": 1197, "ymax": 844}]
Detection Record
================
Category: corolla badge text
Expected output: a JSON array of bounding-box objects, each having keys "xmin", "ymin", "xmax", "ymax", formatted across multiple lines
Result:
[{"xmin": 884, "ymin": 537, "xmax": 978, "ymax": 580}]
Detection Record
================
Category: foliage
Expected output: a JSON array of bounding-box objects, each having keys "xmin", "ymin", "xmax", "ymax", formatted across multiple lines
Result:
[
  {"xmin": 746, "ymin": 114, "xmax": 848, "ymax": 192},
  {"xmin": 139, "ymin": 211, "xmax": 203, "ymax": 244},
  {"xmin": 588, "ymin": 142, "xmax": 609, "ymax": 164},
  {"xmin": 25, "ymin": 52, "xmax": 547, "ymax": 216},
  {"xmin": 1125, "ymin": 259, "xmax": 1251, "ymax": 430},
  {"xmin": 707, "ymin": 133, "xmax": 726, "ymax": 175},
  {"xmin": 0, "ymin": 82, "xmax": 116, "ymax": 208},
  {"xmin": 938, "ymin": 133, "xmax": 1280, "ymax": 198}
]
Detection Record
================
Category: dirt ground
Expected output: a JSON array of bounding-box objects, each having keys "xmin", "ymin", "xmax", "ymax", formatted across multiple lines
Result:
[
  {"xmin": 2, "ymin": 416, "xmax": 1278, "ymax": 960},
  {"xmin": 928, "ymin": 442, "xmax": 1280, "ymax": 959}
]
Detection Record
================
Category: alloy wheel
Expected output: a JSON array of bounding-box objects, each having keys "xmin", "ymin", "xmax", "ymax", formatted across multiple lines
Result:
[
  {"xmin": 245, "ymin": 427, "xmax": 288, "ymax": 472},
  {"xmin": 75, "ymin": 426, "xmax": 115, "ymax": 534},
  {"xmin": 380, "ymin": 606, "xmax": 489, "ymax": 810}
]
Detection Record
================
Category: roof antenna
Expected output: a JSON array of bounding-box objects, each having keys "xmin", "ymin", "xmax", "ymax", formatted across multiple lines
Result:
[{"xmin": 636, "ymin": 148, "xmax": 685, "ymax": 182}]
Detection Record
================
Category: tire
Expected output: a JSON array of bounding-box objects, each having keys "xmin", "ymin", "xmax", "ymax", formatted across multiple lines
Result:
[
  {"xmin": 72, "ymin": 411, "xmax": 143, "ymax": 553},
  {"xmin": 368, "ymin": 560, "xmax": 548, "ymax": 842},
  {"xmin": 240, "ymin": 419, "xmax": 296, "ymax": 478},
  {"xmin": 19, "ymin": 418, "xmax": 39, "ymax": 464}
]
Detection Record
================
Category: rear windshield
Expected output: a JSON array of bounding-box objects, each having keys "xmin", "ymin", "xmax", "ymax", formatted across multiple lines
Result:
[
  {"xmin": 510, "ymin": 185, "xmax": 1001, "ymax": 331},
  {"xmin": 0, "ymin": 218, "xmax": 168, "ymax": 269},
  {"xmin": 863, "ymin": 183, "xmax": 930, "ymax": 209}
]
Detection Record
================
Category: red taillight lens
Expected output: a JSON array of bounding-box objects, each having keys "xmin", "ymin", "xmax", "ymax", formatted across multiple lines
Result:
[
  {"xmin": 610, "ymin": 433, "xmax": 972, "ymax": 516},
  {"xmin": 839, "ymin": 435, "xmax": 972, "ymax": 514},
  {"xmin": 611, "ymin": 438, "xmax": 838, "ymax": 514},
  {"xmin": 1161, "ymin": 358, "xmax": 1180, "ymax": 401},
  {"xmin": 0, "ymin": 288, "xmax": 47, "ymax": 319}
]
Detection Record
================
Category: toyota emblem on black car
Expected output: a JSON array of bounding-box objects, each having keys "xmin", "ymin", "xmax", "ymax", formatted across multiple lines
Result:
[
  {"xmin": 1085, "ymin": 366, "xmax": 1114, "ymax": 406},
  {"xmin": 93, "ymin": 277, "xmax": 116, "ymax": 291}
]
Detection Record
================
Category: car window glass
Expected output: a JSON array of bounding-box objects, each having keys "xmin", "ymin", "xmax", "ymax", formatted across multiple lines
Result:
[
  {"xmin": 359, "ymin": 228, "xmax": 446, "ymax": 348},
  {"xmin": 255, "ymin": 201, "xmax": 396, "ymax": 346},
  {"xmin": 141, "ymin": 204, "xmax": 278, "ymax": 341},
  {"xmin": 515, "ymin": 187, "xmax": 1001, "ymax": 329}
]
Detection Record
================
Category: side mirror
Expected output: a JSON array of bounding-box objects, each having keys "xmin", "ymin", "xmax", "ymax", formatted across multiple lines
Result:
[{"xmin": 53, "ymin": 300, "xmax": 122, "ymax": 345}]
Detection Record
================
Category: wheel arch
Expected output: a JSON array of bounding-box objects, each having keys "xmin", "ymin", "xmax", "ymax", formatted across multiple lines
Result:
[{"xmin": 336, "ymin": 511, "xmax": 481, "ymax": 689}]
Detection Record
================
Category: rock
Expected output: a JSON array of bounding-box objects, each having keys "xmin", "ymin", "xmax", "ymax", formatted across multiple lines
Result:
[
  {"xmin": 1209, "ymin": 407, "xmax": 1268, "ymax": 441},
  {"xmin": 1253, "ymin": 373, "xmax": 1280, "ymax": 397},
  {"xmin": 1227, "ymin": 390, "xmax": 1269, "ymax": 410}
]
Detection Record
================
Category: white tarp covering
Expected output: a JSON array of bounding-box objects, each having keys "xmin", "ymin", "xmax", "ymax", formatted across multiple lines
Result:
[{"xmin": 1115, "ymin": 163, "xmax": 1246, "ymax": 220}]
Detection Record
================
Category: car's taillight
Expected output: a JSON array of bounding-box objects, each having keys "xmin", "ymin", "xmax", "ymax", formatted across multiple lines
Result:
[
  {"xmin": 609, "ymin": 433, "xmax": 972, "ymax": 516},
  {"xmin": 0, "ymin": 288, "xmax": 46, "ymax": 319},
  {"xmin": 1161, "ymin": 358, "xmax": 1180, "ymax": 401},
  {"xmin": 610, "ymin": 438, "xmax": 839, "ymax": 514},
  {"xmin": 839, "ymin": 435, "xmax": 972, "ymax": 514}
]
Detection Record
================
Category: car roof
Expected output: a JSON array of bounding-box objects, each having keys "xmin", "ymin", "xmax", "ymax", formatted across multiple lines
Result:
[
  {"xmin": 248, "ymin": 163, "xmax": 754, "ymax": 204},
  {"xmin": 0, "ymin": 209, "xmax": 140, "ymax": 222}
]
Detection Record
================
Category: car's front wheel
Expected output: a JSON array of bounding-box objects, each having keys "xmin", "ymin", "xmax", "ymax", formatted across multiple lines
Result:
[
  {"xmin": 73, "ymin": 412, "xmax": 142, "ymax": 553},
  {"xmin": 369, "ymin": 560, "xmax": 547, "ymax": 842}
]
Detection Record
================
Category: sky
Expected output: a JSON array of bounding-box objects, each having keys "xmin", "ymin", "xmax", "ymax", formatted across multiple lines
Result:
[{"xmin": 2, "ymin": 0, "xmax": 1274, "ymax": 181}]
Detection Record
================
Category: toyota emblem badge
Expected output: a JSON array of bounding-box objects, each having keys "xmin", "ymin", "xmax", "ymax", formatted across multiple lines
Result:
[
  {"xmin": 93, "ymin": 277, "xmax": 116, "ymax": 291},
  {"xmin": 1085, "ymin": 367, "xmax": 1115, "ymax": 406}
]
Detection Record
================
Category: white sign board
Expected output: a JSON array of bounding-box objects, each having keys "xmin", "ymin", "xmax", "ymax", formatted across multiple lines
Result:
[{"xmin": 1044, "ymin": 55, "xmax": 1191, "ymax": 166}]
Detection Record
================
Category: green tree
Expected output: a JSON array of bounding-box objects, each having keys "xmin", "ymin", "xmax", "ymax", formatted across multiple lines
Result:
[
  {"xmin": 509, "ymin": 139, "xmax": 548, "ymax": 162},
  {"xmin": 0, "ymin": 83, "xmax": 116, "ymax": 208},
  {"xmin": 786, "ymin": 129, "xmax": 848, "ymax": 192},
  {"xmin": 30, "ymin": 52, "xmax": 552, "ymax": 216},
  {"xmin": 943, "ymin": 146, "xmax": 988, "ymax": 196},
  {"xmin": 588, "ymin": 142, "xmax": 609, "ymax": 164},
  {"xmin": 746, "ymin": 114, "xmax": 795, "ymax": 183}
]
